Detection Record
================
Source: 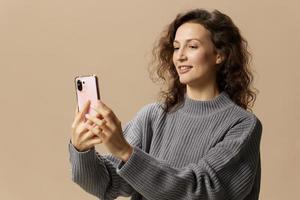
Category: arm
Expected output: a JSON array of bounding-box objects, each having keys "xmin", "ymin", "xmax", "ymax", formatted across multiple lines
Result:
[
  {"xmin": 116, "ymin": 115, "xmax": 263, "ymax": 200},
  {"xmin": 68, "ymin": 104, "xmax": 153, "ymax": 199},
  {"xmin": 69, "ymin": 142, "xmax": 134, "ymax": 199}
]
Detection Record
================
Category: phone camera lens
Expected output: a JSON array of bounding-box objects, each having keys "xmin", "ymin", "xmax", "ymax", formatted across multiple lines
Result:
[{"xmin": 77, "ymin": 80, "xmax": 83, "ymax": 91}]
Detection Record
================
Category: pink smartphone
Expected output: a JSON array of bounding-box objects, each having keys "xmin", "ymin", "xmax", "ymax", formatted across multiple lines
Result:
[{"xmin": 75, "ymin": 75, "xmax": 100, "ymax": 116}]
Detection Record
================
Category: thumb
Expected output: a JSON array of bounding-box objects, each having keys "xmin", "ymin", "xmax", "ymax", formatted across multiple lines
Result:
[{"xmin": 97, "ymin": 100, "xmax": 109, "ymax": 110}]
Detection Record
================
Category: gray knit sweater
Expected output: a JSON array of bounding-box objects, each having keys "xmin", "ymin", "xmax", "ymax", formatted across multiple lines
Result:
[{"xmin": 68, "ymin": 91, "xmax": 262, "ymax": 200}]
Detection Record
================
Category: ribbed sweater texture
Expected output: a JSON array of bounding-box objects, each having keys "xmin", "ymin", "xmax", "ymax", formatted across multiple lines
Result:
[{"xmin": 68, "ymin": 91, "xmax": 262, "ymax": 200}]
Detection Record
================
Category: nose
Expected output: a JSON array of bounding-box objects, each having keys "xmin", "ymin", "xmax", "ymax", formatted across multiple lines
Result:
[{"xmin": 175, "ymin": 48, "xmax": 187, "ymax": 62}]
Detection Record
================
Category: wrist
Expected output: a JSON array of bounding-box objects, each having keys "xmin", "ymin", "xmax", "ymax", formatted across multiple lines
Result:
[{"xmin": 119, "ymin": 144, "xmax": 133, "ymax": 162}]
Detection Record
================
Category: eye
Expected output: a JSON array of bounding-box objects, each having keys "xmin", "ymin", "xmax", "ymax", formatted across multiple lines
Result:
[
  {"xmin": 173, "ymin": 47, "xmax": 179, "ymax": 51},
  {"xmin": 189, "ymin": 45, "xmax": 198, "ymax": 49}
]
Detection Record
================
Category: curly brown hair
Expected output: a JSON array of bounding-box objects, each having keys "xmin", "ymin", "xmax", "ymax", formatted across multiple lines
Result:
[{"xmin": 148, "ymin": 8, "xmax": 258, "ymax": 113}]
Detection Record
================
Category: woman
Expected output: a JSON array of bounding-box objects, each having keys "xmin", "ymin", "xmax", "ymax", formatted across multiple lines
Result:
[{"xmin": 69, "ymin": 8, "xmax": 262, "ymax": 200}]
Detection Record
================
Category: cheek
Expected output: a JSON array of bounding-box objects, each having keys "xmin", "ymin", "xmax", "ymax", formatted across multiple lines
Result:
[
  {"xmin": 191, "ymin": 50, "xmax": 215, "ymax": 66},
  {"xmin": 172, "ymin": 53, "xmax": 176, "ymax": 63}
]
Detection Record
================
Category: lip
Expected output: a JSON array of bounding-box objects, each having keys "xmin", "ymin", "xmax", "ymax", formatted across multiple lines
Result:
[{"xmin": 178, "ymin": 65, "xmax": 193, "ymax": 74}]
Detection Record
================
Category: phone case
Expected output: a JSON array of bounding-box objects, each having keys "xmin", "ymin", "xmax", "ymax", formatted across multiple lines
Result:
[{"xmin": 75, "ymin": 75, "xmax": 100, "ymax": 116}]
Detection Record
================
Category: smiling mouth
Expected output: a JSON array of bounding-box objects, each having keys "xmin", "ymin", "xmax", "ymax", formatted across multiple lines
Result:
[{"xmin": 178, "ymin": 65, "xmax": 193, "ymax": 74}]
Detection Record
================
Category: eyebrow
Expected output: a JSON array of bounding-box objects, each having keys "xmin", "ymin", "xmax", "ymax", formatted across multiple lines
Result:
[{"xmin": 173, "ymin": 38, "xmax": 203, "ymax": 44}]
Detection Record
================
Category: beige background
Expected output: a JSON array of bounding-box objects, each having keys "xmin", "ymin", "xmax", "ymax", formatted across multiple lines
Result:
[{"xmin": 0, "ymin": 0, "xmax": 299, "ymax": 199}]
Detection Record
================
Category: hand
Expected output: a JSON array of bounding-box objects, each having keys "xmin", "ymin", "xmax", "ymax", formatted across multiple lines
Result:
[
  {"xmin": 85, "ymin": 100, "xmax": 133, "ymax": 162},
  {"xmin": 70, "ymin": 100, "xmax": 104, "ymax": 152}
]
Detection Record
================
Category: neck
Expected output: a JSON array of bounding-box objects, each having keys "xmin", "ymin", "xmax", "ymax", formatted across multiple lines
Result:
[
  {"xmin": 186, "ymin": 84, "xmax": 220, "ymax": 101},
  {"xmin": 180, "ymin": 91, "xmax": 234, "ymax": 116}
]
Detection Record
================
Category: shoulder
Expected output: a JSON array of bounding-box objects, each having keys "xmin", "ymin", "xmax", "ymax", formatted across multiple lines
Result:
[
  {"xmin": 136, "ymin": 102, "xmax": 165, "ymax": 120},
  {"xmin": 227, "ymin": 104, "xmax": 263, "ymax": 136}
]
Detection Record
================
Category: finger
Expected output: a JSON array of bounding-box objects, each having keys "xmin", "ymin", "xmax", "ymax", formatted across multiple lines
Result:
[
  {"xmin": 78, "ymin": 117, "xmax": 96, "ymax": 133},
  {"xmin": 80, "ymin": 129, "xmax": 98, "ymax": 143},
  {"xmin": 85, "ymin": 114, "xmax": 106, "ymax": 127},
  {"xmin": 91, "ymin": 108, "xmax": 119, "ymax": 132},
  {"xmin": 72, "ymin": 106, "xmax": 84, "ymax": 125},
  {"xmin": 80, "ymin": 100, "xmax": 91, "ymax": 118},
  {"xmin": 85, "ymin": 137, "xmax": 103, "ymax": 148},
  {"xmin": 97, "ymin": 100, "xmax": 110, "ymax": 111},
  {"xmin": 90, "ymin": 107, "xmax": 104, "ymax": 120},
  {"xmin": 98, "ymin": 101, "xmax": 122, "ymax": 126},
  {"xmin": 78, "ymin": 119, "xmax": 97, "ymax": 135},
  {"xmin": 85, "ymin": 123, "xmax": 110, "ymax": 144},
  {"xmin": 73, "ymin": 122, "xmax": 99, "ymax": 147},
  {"xmin": 71, "ymin": 106, "xmax": 79, "ymax": 129},
  {"xmin": 93, "ymin": 100, "xmax": 117, "ymax": 122},
  {"xmin": 91, "ymin": 101, "xmax": 122, "ymax": 135},
  {"xmin": 71, "ymin": 106, "xmax": 79, "ymax": 138},
  {"xmin": 72, "ymin": 101, "xmax": 90, "ymax": 128},
  {"xmin": 74, "ymin": 122, "xmax": 89, "ymax": 138},
  {"xmin": 78, "ymin": 136, "xmax": 103, "ymax": 151},
  {"xmin": 85, "ymin": 123, "xmax": 102, "ymax": 137},
  {"xmin": 71, "ymin": 122, "xmax": 86, "ymax": 146},
  {"xmin": 98, "ymin": 123, "xmax": 113, "ymax": 138},
  {"xmin": 86, "ymin": 119, "xmax": 94, "ymax": 126},
  {"xmin": 75, "ymin": 106, "xmax": 79, "ymax": 115}
]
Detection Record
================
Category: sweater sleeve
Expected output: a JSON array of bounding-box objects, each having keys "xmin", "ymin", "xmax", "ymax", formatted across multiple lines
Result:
[
  {"xmin": 116, "ymin": 115, "xmax": 263, "ymax": 200},
  {"xmin": 68, "ymin": 104, "xmax": 154, "ymax": 199}
]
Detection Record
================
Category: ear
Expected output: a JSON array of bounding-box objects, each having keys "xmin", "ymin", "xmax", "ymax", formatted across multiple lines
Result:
[{"xmin": 215, "ymin": 53, "xmax": 224, "ymax": 64}]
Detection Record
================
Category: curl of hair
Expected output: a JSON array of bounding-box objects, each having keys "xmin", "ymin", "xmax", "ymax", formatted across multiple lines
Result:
[{"xmin": 148, "ymin": 8, "xmax": 258, "ymax": 113}]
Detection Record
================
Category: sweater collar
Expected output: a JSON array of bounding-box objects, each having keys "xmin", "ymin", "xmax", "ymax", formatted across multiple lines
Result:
[{"xmin": 180, "ymin": 91, "xmax": 234, "ymax": 116}]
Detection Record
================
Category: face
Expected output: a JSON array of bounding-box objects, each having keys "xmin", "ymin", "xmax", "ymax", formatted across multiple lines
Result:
[{"xmin": 172, "ymin": 22, "xmax": 222, "ymax": 86}]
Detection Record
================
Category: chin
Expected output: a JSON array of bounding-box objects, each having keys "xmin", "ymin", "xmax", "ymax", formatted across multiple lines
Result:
[
  {"xmin": 179, "ymin": 76, "xmax": 198, "ymax": 85},
  {"xmin": 179, "ymin": 76, "xmax": 205, "ymax": 87},
  {"xmin": 178, "ymin": 76, "xmax": 188, "ymax": 83}
]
